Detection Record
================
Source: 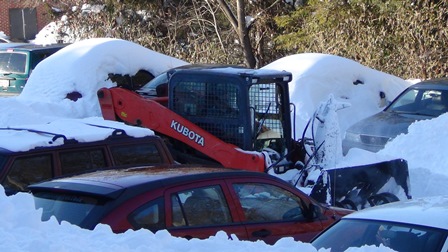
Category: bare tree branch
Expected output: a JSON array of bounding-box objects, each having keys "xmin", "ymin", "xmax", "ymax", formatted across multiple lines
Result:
[{"xmin": 215, "ymin": 0, "xmax": 238, "ymax": 31}]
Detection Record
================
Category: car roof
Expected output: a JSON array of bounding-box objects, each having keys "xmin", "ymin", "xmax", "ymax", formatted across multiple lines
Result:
[
  {"xmin": 411, "ymin": 78, "xmax": 448, "ymax": 90},
  {"xmin": 0, "ymin": 121, "xmax": 155, "ymax": 153},
  {"xmin": 28, "ymin": 166, "xmax": 271, "ymax": 199},
  {"xmin": 0, "ymin": 43, "xmax": 69, "ymax": 52},
  {"xmin": 136, "ymin": 64, "xmax": 248, "ymax": 92},
  {"xmin": 342, "ymin": 196, "xmax": 448, "ymax": 230},
  {"xmin": 0, "ymin": 43, "xmax": 29, "ymax": 49}
]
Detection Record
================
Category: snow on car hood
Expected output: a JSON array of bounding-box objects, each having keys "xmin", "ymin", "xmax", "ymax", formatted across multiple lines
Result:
[{"xmin": 345, "ymin": 195, "xmax": 448, "ymax": 230}]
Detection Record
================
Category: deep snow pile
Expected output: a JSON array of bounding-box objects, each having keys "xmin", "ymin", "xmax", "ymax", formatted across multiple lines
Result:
[
  {"xmin": 0, "ymin": 38, "xmax": 187, "ymax": 127},
  {"xmin": 0, "ymin": 38, "xmax": 446, "ymax": 251},
  {"xmin": 262, "ymin": 53, "xmax": 410, "ymax": 135},
  {"xmin": 379, "ymin": 113, "xmax": 448, "ymax": 198}
]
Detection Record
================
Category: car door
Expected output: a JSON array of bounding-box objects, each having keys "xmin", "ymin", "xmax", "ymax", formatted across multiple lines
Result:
[
  {"xmin": 164, "ymin": 180, "xmax": 249, "ymax": 241},
  {"xmin": 225, "ymin": 177, "xmax": 325, "ymax": 245}
]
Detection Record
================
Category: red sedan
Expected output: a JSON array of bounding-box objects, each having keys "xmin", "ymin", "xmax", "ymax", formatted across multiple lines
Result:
[{"xmin": 29, "ymin": 166, "xmax": 352, "ymax": 244}]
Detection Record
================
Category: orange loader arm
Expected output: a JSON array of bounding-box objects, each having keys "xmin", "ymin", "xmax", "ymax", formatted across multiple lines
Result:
[{"xmin": 97, "ymin": 87, "xmax": 266, "ymax": 172}]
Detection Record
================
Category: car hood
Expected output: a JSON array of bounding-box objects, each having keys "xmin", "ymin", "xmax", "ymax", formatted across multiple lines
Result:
[
  {"xmin": 325, "ymin": 205, "xmax": 354, "ymax": 217},
  {"xmin": 346, "ymin": 111, "xmax": 430, "ymax": 138},
  {"xmin": 136, "ymin": 88, "xmax": 157, "ymax": 97}
]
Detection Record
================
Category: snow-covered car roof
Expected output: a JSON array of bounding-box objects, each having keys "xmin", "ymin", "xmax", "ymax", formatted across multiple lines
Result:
[
  {"xmin": 0, "ymin": 117, "xmax": 154, "ymax": 152},
  {"xmin": 343, "ymin": 196, "xmax": 448, "ymax": 230}
]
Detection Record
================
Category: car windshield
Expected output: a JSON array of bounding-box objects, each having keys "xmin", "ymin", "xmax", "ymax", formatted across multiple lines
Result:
[
  {"xmin": 0, "ymin": 52, "xmax": 26, "ymax": 74},
  {"xmin": 137, "ymin": 72, "xmax": 168, "ymax": 93},
  {"xmin": 386, "ymin": 87, "xmax": 448, "ymax": 117},
  {"xmin": 312, "ymin": 219, "xmax": 447, "ymax": 252},
  {"xmin": 33, "ymin": 192, "xmax": 101, "ymax": 226}
]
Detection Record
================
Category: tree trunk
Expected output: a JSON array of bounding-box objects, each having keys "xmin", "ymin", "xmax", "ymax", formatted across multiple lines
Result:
[
  {"xmin": 236, "ymin": 0, "xmax": 256, "ymax": 68},
  {"xmin": 216, "ymin": 0, "xmax": 256, "ymax": 68}
]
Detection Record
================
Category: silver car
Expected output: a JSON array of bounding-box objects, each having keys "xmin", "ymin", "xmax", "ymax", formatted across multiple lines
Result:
[
  {"xmin": 343, "ymin": 78, "xmax": 448, "ymax": 154},
  {"xmin": 311, "ymin": 196, "xmax": 448, "ymax": 251}
]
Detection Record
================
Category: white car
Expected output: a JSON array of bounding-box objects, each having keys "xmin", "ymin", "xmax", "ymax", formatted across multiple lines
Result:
[{"xmin": 311, "ymin": 196, "xmax": 448, "ymax": 252}]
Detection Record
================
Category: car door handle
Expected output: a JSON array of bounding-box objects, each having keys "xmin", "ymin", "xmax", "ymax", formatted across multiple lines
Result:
[{"xmin": 252, "ymin": 229, "xmax": 271, "ymax": 238}]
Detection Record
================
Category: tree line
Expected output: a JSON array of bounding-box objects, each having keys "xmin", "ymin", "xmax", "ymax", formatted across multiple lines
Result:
[{"xmin": 39, "ymin": 0, "xmax": 447, "ymax": 79}]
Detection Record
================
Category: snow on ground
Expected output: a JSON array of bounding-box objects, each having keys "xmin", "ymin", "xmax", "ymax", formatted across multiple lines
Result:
[{"xmin": 0, "ymin": 38, "xmax": 446, "ymax": 251}]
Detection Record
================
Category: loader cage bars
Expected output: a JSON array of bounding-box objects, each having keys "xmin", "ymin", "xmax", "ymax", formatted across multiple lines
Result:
[{"xmin": 168, "ymin": 68, "xmax": 293, "ymax": 155}]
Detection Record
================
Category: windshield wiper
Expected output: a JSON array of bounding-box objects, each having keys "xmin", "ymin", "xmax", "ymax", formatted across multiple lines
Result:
[
  {"xmin": 390, "ymin": 110, "xmax": 413, "ymax": 114},
  {"xmin": 391, "ymin": 110, "xmax": 434, "ymax": 117}
]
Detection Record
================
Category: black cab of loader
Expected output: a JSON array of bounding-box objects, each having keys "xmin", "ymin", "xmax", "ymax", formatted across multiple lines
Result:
[{"xmin": 166, "ymin": 67, "xmax": 294, "ymax": 157}]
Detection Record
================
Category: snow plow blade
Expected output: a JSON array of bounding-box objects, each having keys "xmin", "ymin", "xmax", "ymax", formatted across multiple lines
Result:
[{"xmin": 309, "ymin": 158, "xmax": 411, "ymax": 210}]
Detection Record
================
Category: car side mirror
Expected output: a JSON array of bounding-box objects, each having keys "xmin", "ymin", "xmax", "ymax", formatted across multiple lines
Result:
[{"xmin": 304, "ymin": 203, "xmax": 322, "ymax": 220}]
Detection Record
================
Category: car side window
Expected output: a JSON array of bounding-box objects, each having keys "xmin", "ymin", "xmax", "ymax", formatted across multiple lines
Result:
[
  {"xmin": 232, "ymin": 183, "xmax": 306, "ymax": 222},
  {"xmin": 170, "ymin": 185, "xmax": 232, "ymax": 227},
  {"xmin": 2, "ymin": 154, "xmax": 52, "ymax": 193},
  {"xmin": 420, "ymin": 90, "xmax": 448, "ymax": 113},
  {"xmin": 60, "ymin": 149, "xmax": 106, "ymax": 175},
  {"xmin": 110, "ymin": 143, "xmax": 162, "ymax": 166},
  {"xmin": 128, "ymin": 197, "xmax": 165, "ymax": 232}
]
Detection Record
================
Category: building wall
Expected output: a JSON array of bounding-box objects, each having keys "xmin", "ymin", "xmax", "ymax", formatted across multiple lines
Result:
[{"xmin": 0, "ymin": 0, "xmax": 51, "ymax": 41}]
